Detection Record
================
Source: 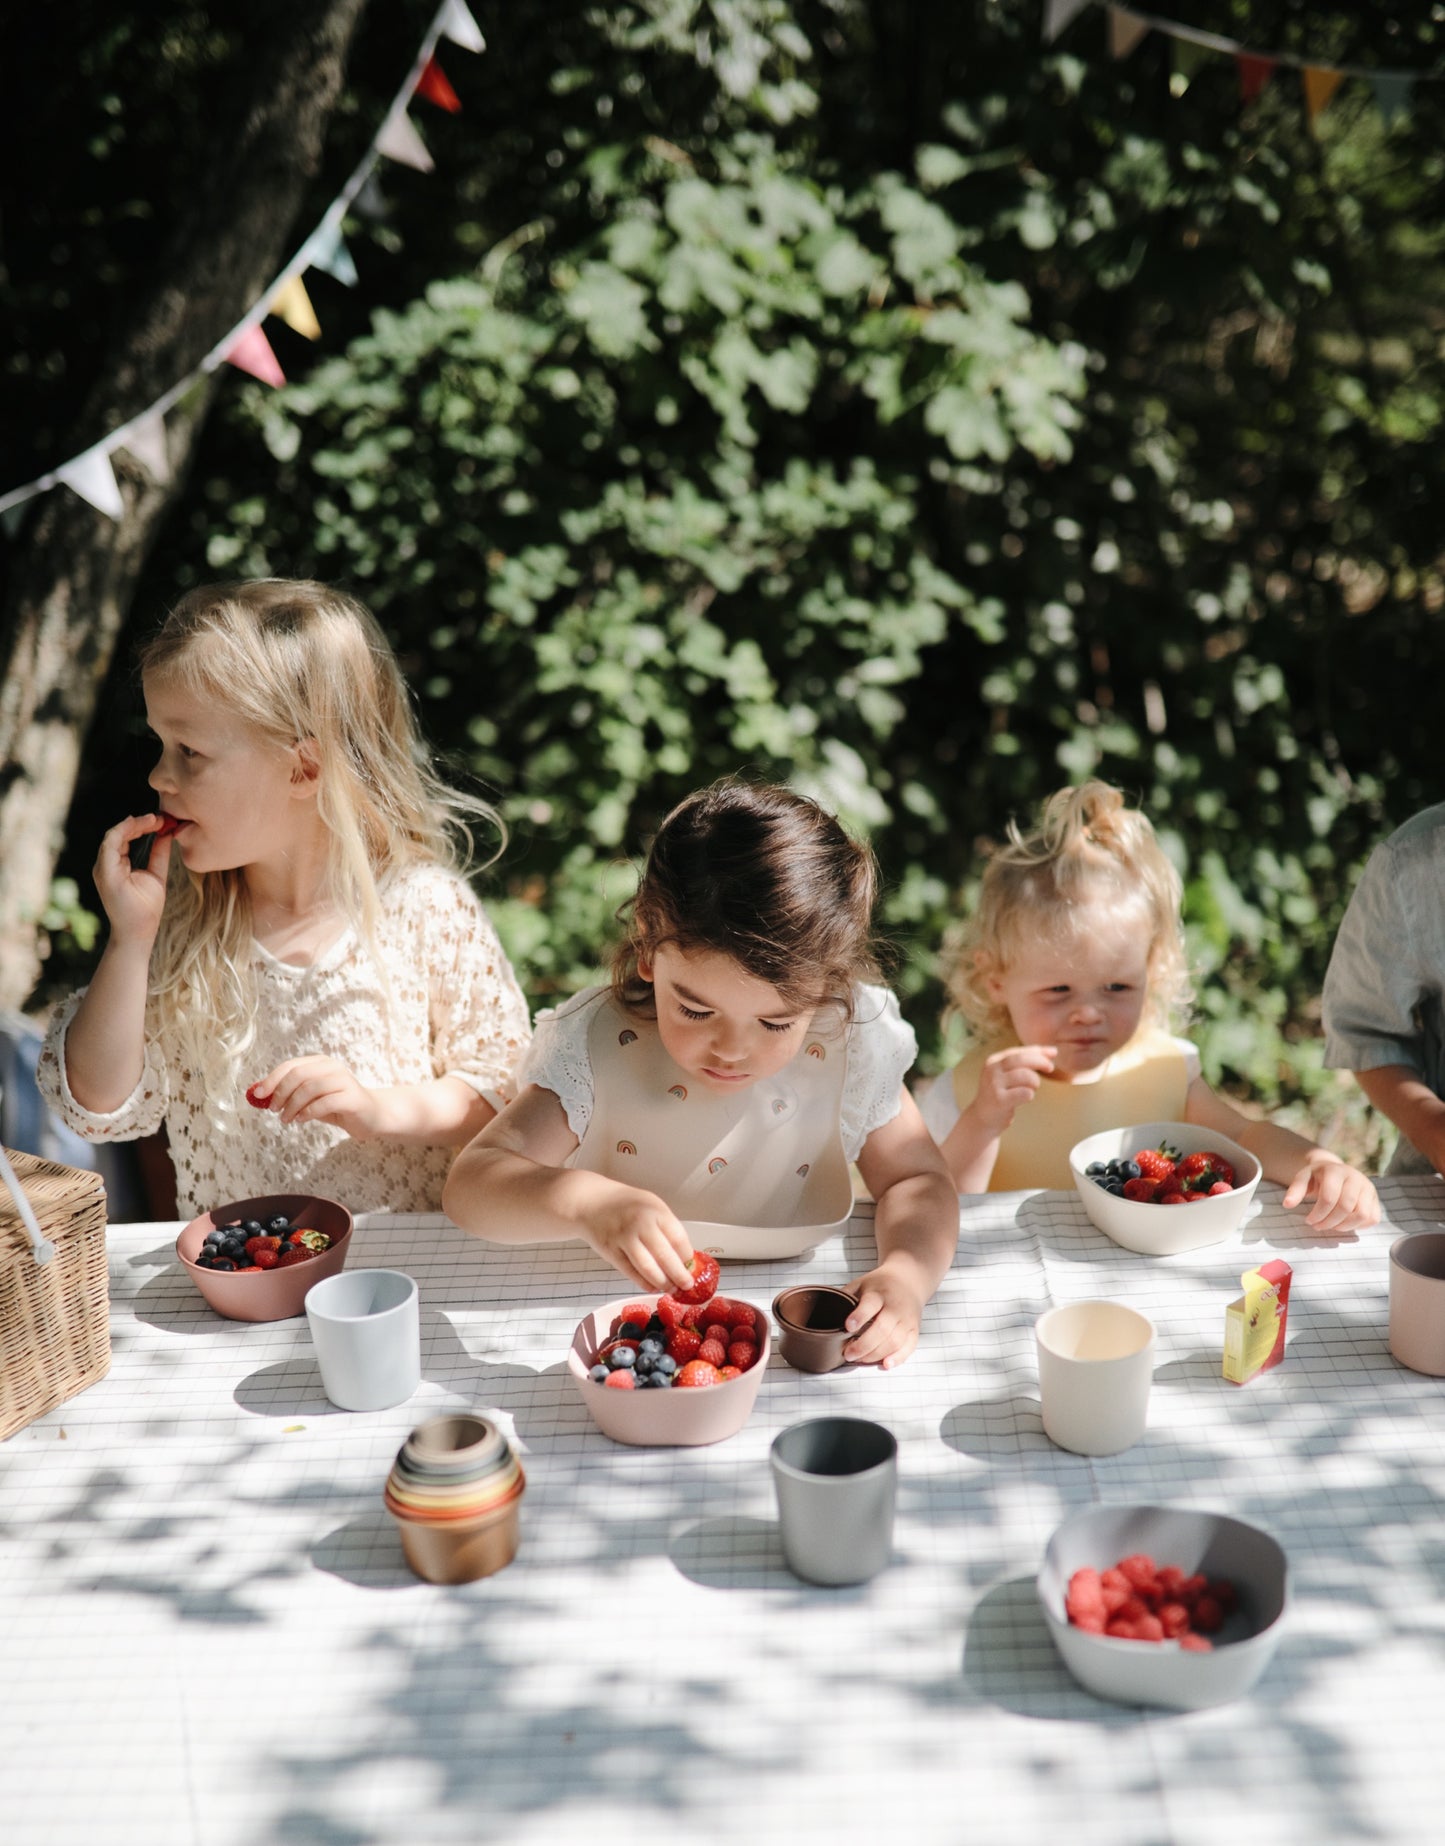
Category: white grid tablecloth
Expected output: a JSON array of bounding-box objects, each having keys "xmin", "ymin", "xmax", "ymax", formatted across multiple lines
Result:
[{"xmin": 5, "ymin": 1178, "xmax": 1445, "ymax": 1843}]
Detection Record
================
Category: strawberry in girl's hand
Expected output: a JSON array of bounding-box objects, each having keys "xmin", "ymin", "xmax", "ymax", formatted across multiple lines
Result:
[{"xmin": 669, "ymin": 1251, "xmax": 720, "ymax": 1305}]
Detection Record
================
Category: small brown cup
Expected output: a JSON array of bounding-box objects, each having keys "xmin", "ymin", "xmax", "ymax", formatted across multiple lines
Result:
[
  {"xmin": 391, "ymin": 1490, "xmax": 523, "ymax": 1585},
  {"xmin": 773, "ymin": 1285, "xmax": 866, "ymax": 1373}
]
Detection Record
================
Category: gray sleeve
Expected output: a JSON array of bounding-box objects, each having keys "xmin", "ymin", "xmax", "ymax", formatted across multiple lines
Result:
[{"xmin": 1322, "ymin": 839, "xmax": 1430, "ymax": 1074}]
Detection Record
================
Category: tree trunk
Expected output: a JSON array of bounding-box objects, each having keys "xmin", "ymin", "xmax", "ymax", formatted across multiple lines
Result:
[{"xmin": 0, "ymin": 0, "xmax": 368, "ymax": 1011}]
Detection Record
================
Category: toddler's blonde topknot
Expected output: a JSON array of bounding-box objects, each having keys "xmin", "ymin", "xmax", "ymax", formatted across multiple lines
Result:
[{"xmin": 943, "ymin": 780, "xmax": 1192, "ymax": 1044}]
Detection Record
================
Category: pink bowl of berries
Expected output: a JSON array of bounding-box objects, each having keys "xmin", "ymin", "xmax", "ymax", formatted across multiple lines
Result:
[
  {"xmin": 567, "ymin": 1265, "xmax": 771, "ymax": 1447},
  {"xmin": 1068, "ymin": 1121, "xmax": 1262, "ymax": 1257},
  {"xmin": 176, "ymin": 1192, "xmax": 353, "ymax": 1322},
  {"xmin": 1037, "ymin": 1503, "xmax": 1288, "ymax": 1710}
]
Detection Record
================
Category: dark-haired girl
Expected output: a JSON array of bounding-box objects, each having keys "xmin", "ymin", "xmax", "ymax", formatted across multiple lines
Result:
[{"xmin": 445, "ymin": 781, "xmax": 957, "ymax": 1368}]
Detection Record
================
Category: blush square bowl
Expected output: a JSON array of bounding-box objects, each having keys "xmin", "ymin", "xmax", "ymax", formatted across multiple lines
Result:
[
  {"xmin": 1037, "ymin": 1503, "xmax": 1288, "ymax": 1710},
  {"xmin": 568, "ymin": 1293, "xmax": 770, "ymax": 1446},
  {"xmin": 176, "ymin": 1192, "xmax": 352, "ymax": 1322},
  {"xmin": 1068, "ymin": 1121, "xmax": 1262, "ymax": 1256}
]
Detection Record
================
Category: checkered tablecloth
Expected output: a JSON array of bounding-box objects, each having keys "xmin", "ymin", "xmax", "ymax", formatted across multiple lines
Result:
[{"xmin": 5, "ymin": 1178, "xmax": 1445, "ymax": 1844}]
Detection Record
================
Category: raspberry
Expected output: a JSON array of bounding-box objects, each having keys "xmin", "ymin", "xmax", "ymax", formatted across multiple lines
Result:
[
  {"xmin": 716, "ymin": 1365, "xmax": 741, "ymax": 1381},
  {"xmin": 698, "ymin": 1338, "xmax": 728, "ymax": 1368},
  {"xmin": 1158, "ymin": 1190, "xmax": 1189, "ymax": 1205},
  {"xmin": 1207, "ymin": 1180, "xmax": 1233, "ymax": 1196},
  {"xmin": 707, "ymin": 1296, "xmax": 736, "ymax": 1324},
  {"xmin": 618, "ymin": 1302, "xmax": 653, "ymax": 1332},
  {"xmin": 666, "ymin": 1329, "xmax": 702, "ymax": 1365},
  {"xmin": 1190, "ymin": 1595, "xmax": 1224, "ymax": 1634},
  {"xmin": 655, "ymin": 1295, "xmax": 687, "ymax": 1330},
  {"xmin": 1206, "ymin": 1578, "xmax": 1238, "ymax": 1612},
  {"xmin": 1071, "ymin": 1610, "xmax": 1107, "ymax": 1634},
  {"xmin": 603, "ymin": 1370, "xmax": 636, "ymax": 1390},
  {"xmin": 727, "ymin": 1302, "xmax": 759, "ymax": 1332},
  {"xmin": 1117, "ymin": 1554, "xmax": 1158, "ymax": 1593},
  {"xmin": 1156, "ymin": 1565, "xmax": 1186, "ymax": 1597},
  {"xmin": 702, "ymin": 1320, "xmax": 731, "ymax": 1348},
  {"xmin": 1178, "ymin": 1633, "xmax": 1214, "ymax": 1653},
  {"xmin": 674, "ymin": 1360, "xmax": 721, "ymax": 1388},
  {"xmin": 245, "ymin": 1083, "xmax": 270, "ymax": 1109},
  {"xmin": 1159, "ymin": 1602, "xmax": 1190, "ymax": 1638},
  {"xmin": 1122, "ymin": 1177, "xmax": 1161, "ymax": 1202},
  {"xmin": 1133, "ymin": 1613, "xmax": 1165, "ymax": 1643},
  {"xmin": 727, "ymin": 1341, "xmax": 758, "ymax": 1370}
]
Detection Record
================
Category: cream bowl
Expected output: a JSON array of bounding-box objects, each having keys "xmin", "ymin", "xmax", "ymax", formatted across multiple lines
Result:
[
  {"xmin": 568, "ymin": 1292, "xmax": 770, "ymax": 1446},
  {"xmin": 1038, "ymin": 1503, "xmax": 1288, "ymax": 1710},
  {"xmin": 1069, "ymin": 1121, "xmax": 1262, "ymax": 1256}
]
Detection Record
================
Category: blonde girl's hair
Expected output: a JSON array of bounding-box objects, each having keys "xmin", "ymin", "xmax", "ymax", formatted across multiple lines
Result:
[
  {"xmin": 611, "ymin": 779, "xmax": 885, "ymax": 1021},
  {"xmin": 137, "ymin": 578, "xmax": 503, "ymax": 1102},
  {"xmin": 944, "ymin": 780, "xmax": 1192, "ymax": 1044}
]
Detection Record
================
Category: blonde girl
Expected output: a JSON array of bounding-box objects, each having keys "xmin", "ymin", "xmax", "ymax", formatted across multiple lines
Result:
[
  {"xmin": 444, "ymin": 780, "xmax": 957, "ymax": 1368},
  {"xmin": 39, "ymin": 579, "xmax": 531, "ymax": 1216},
  {"xmin": 920, "ymin": 781, "xmax": 1379, "ymax": 1233}
]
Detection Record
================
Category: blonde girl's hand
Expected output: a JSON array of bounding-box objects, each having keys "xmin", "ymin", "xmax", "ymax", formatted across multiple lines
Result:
[
  {"xmin": 248, "ymin": 1056, "xmax": 384, "ymax": 1139},
  {"xmin": 970, "ymin": 1044, "xmax": 1057, "ymax": 1135},
  {"xmin": 578, "ymin": 1188, "xmax": 697, "ymax": 1296},
  {"xmin": 93, "ymin": 815, "xmax": 175, "ymax": 945},
  {"xmin": 1281, "ymin": 1152, "xmax": 1381, "ymax": 1236}
]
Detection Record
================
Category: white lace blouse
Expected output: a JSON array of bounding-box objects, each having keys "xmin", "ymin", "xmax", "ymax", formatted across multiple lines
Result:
[
  {"xmin": 522, "ymin": 981, "xmax": 916, "ymax": 1163},
  {"xmin": 37, "ymin": 865, "xmax": 532, "ymax": 1218}
]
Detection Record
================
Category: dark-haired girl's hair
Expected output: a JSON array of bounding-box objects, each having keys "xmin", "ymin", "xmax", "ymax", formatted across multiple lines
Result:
[{"xmin": 611, "ymin": 780, "xmax": 883, "ymax": 1018}]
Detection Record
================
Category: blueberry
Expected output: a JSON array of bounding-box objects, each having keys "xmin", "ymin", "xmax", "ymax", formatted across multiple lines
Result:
[
  {"xmin": 589, "ymin": 1364, "xmax": 609, "ymax": 1384},
  {"xmin": 1103, "ymin": 1180, "xmax": 1125, "ymax": 1196},
  {"xmin": 1085, "ymin": 1162, "xmax": 1106, "ymax": 1178},
  {"xmin": 607, "ymin": 1346, "xmax": 636, "ymax": 1369},
  {"xmin": 267, "ymin": 1215, "xmax": 292, "ymax": 1234},
  {"xmin": 645, "ymin": 1315, "xmax": 668, "ymax": 1338},
  {"xmin": 643, "ymin": 1372, "xmax": 673, "ymax": 1388},
  {"xmin": 211, "ymin": 1257, "xmax": 236, "ymax": 1272},
  {"xmin": 617, "ymin": 1319, "xmax": 647, "ymax": 1341},
  {"xmin": 654, "ymin": 1353, "xmax": 678, "ymax": 1375},
  {"xmin": 235, "ymin": 1255, "xmax": 255, "ymax": 1268},
  {"xmin": 637, "ymin": 1338, "xmax": 664, "ymax": 1358},
  {"xmin": 1120, "ymin": 1159, "xmax": 1141, "ymax": 1181},
  {"xmin": 203, "ymin": 1229, "xmax": 226, "ymax": 1246},
  {"xmin": 243, "ymin": 1220, "xmax": 265, "ymax": 1236},
  {"xmin": 634, "ymin": 1354, "xmax": 656, "ymax": 1375}
]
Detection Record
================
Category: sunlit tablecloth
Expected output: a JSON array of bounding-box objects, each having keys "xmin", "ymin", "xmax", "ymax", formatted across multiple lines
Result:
[{"xmin": 5, "ymin": 1178, "xmax": 1445, "ymax": 1844}]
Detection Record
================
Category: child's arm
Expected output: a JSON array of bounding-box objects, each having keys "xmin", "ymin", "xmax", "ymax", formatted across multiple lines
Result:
[
  {"xmin": 936, "ymin": 1045, "xmax": 1057, "ymax": 1191},
  {"xmin": 846, "ymin": 1089, "xmax": 960, "ymax": 1369},
  {"xmin": 1356, "ymin": 1065, "xmax": 1445, "ymax": 1176},
  {"xmin": 1185, "ymin": 1077, "xmax": 1380, "ymax": 1234},
  {"xmin": 442, "ymin": 1085, "xmax": 696, "ymax": 1294},
  {"xmin": 248, "ymin": 1059, "xmax": 499, "ymax": 1147},
  {"xmin": 63, "ymin": 815, "xmax": 177, "ymax": 1112}
]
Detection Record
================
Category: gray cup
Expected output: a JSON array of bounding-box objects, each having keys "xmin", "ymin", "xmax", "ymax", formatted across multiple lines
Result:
[
  {"xmin": 770, "ymin": 1417, "xmax": 897, "ymax": 1586},
  {"xmin": 305, "ymin": 1269, "xmax": 420, "ymax": 1411}
]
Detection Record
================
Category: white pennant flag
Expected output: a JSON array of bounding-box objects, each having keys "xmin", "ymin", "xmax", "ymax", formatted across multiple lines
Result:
[
  {"xmin": 121, "ymin": 412, "xmax": 170, "ymax": 483},
  {"xmin": 306, "ymin": 222, "xmax": 359, "ymax": 286},
  {"xmin": 376, "ymin": 108, "xmax": 434, "ymax": 173},
  {"xmin": 1043, "ymin": 0, "xmax": 1092, "ymax": 41},
  {"xmin": 441, "ymin": 0, "xmax": 485, "ymax": 54},
  {"xmin": 59, "ymin": 448, "xmax": 125, "ymax": 520}
]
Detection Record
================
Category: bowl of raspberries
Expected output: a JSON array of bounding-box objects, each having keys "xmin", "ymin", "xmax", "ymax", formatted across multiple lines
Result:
[
  {"xmin": 1037, "ymin": 1503, "xmax": 1288, "ymax": 1709},
  {"xmin": 568, "ymin": 1253, "xmax": 771, "ymax": 1446},
  {"xmin": 176, "ymin": 1192, "xmax": 352, "ymax": 1321},
  {"xmin": 1068, "ymin": 1122, "xmax": 1262, "ymax": 1256}
]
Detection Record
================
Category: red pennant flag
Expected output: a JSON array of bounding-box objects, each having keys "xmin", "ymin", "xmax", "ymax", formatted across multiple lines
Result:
[
  {"xmin": 225, "ymin": 324, "xmax": 286, "ymax": 388},
  {"xmin": 1236, "ymin": 54, "xmax": 1276, "ymax": 103},
  {"xmin": 415, "ymin": 55, "xmax": 461, "ymax": 113}
]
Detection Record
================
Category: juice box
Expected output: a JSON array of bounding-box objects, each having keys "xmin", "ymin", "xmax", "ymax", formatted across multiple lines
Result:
[{"xmin": 1222, "ymin": 1258, "xmax": 1292, "ymax": 1385}]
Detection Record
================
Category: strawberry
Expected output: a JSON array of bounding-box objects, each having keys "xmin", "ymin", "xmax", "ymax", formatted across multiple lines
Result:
[
  {"xmin": 1176, "ymin": 1150, "xmax": 1236, "ymax": 1192},
  {"xmin": 1158, "ymin": 1190, "xmax": 1189, "ymax": 1205},
  {"xmin": 674, "ymin": 1360, "xmax": 721, "ymax": 1388},
  {"xmin": 277, "ymin": 1247, "xmax": 313, "ymax": 1267},
  {"xmin": 669, "ymin": 1252, "xmax": 721, "ymax": 1305},
  {"xmin": 1133, "ymin": 1143, "xmax": 1179, "ymax": 1182},
  {"xmin": 244, "ymin": 1235, "xmax": 281, "ymax": 1257},
  {"xmin": 654, "ymin": 1294, "xmax": 688, "ymax": 1331},
  {"xmin": 251, "ymin": 1247, "xmax": 280, "ymax": 1270},
  {"xmin": 245, "ymin": 1083, "xmax": 270, "ymax": 1109},
  {"xmin": 665, "ymin": 1329, "xmax": 703, "ymax": 1365},
  {"xmin": 1122, "ymin": 1177, "xmax": 1161, "ymax": 1203},
  {"xmin": 715, "ymin": 1365, "xmax": 741, "ymax": 1381}
]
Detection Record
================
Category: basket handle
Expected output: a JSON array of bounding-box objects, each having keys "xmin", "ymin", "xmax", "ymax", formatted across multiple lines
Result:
[{"xmin": 0, "ymin": 1145, "xmax": 57, "ymax": 1266}]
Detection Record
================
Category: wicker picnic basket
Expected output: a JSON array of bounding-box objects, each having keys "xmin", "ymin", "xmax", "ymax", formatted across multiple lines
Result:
[{"xmin": 0, "ymin": 1146, "xmax": 110, "ymax": 1440}]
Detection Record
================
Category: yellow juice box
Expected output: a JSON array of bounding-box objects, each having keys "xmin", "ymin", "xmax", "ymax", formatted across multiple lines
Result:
[{"xmin": 1222, "ymin": 1258, "xmax": 1292, "ymax": 1385}]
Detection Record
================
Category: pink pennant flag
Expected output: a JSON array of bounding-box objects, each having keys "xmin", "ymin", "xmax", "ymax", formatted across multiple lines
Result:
[
  {"xmin": 415, "ymin": 55, "xmax": 461, "ymax": 112},
  {"xmin": 1107, "ymin": 7, "xmax": 1149, "ymax": 58},
  {"xmin": 58, "ymin": 448, "xmax": 125, "ymax": 520},
  {"xmin": 376, "ymin": 109, "xmax": 434, "ymax": 173},
  {"xmin": 226, "ymin": 324, "xmax": 286, "ymax": 388},
  {"xmin": 1236, "ymin": 55, "xmax": 1276, "ymax": 103}
]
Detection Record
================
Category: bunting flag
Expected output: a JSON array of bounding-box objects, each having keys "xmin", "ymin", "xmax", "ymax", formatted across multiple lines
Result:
[
  {"xmin": 58, "ymin": 450, "xmax": 125, "ymax": 519},
  {"xmin": 270, "ymin": 274, "xmax": 322, "ymax": 340},
  {"xmin": 1236, "ymin": 54, "xmax": 1276, "ymax": 104},
  {"xmin": 0, "ymin": 0, "xmax": 484, "ymax": 527},
  {"xmin": 1107, "ymin": 7, "xmax": 1149, "ymax": 59},
  {"xmin": 416, "ymin": 55, "xmax": 462, "ymax": 112},
  {"xmin": 1043, "ymin": 3, "xmax": 1438, "ymax": 133},
  {"xmin": 225, "ymin": 324, "xmax": 287, "ymax": 388},
  {"xmin": 441, "ymin": 0, "xmax": 485, "ymax": 54},
  {"xmin": 1302, "ymin": 65, "xmax": 1346, "ymax": 125},
  {"xmin": 376, "ymin": 108, "xmax": 433, "ymax": 173},
  {"xmin": 121, "ymin": 413, "xmax": 170, "ymax": 483}
]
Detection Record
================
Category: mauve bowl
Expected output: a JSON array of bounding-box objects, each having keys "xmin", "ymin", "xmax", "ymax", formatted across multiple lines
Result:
[
  {"xmin": 1037, "ymin": 1503, "xmax": 1288, "ymax": 1710},
  {"xmin": 1069, "ymin": 1122, "xmax": 1262, "ymax": 1256},
  {"xmin": 176, "ymin": 1192, "xmax": 352, "ymax": 1322},
  {"xmin": 568, "ymin": 1293, "xmax": 770, "ymax": 1446}
]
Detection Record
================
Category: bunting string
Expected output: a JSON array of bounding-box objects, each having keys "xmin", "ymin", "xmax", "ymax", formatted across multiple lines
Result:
[{"xmin": 0, "ymin": 0, "xmax": 486, "ymax": 526}]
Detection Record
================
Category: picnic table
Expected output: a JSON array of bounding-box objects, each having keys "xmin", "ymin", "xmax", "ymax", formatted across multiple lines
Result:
[{"xmin": 5, "ymin": 1177, "xmax": 1445, "ymax": 1844}]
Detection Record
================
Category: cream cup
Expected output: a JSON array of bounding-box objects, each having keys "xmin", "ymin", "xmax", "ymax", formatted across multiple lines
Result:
[{"xmin": 1035, "ymin": 1300, "xmax": 1155, "ymax": 1456}]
